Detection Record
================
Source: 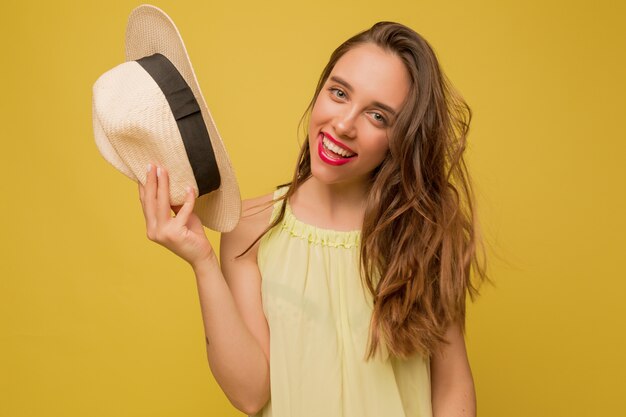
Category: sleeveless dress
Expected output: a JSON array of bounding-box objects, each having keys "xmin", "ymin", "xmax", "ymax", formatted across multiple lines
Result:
[{"xmin": 254, "ymin": 186, "xmax": 432, "ymax": 417}]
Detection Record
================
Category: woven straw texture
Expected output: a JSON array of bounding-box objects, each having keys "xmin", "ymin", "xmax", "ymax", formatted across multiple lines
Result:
[
  {"xmin": 93, "ymin": 61, "xmax": 198, "ymax": 203},
  {"xmin": 93, "ymin": 4, "xmax": 241, "ymax": 232}
]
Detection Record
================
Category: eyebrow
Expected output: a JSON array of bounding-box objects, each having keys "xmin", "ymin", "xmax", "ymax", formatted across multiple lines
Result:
[{"xmin": 329, "ymin": 75, "xmax": 398, "ymax": 117}]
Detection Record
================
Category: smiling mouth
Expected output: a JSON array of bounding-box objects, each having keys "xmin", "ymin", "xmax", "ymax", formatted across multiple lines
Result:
[
  {"xmin": 321, "ymin": 133, "xmax": 357, "ymax": 158},
  {"xmin": 316, "ymin": 133, "xmax": 356, "ymax": 166}
]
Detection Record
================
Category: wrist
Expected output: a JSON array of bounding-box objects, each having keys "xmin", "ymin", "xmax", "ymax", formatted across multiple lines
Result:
[{"xmin": 191, "ymin": 250, "xmax": 219, "ymax": 275}]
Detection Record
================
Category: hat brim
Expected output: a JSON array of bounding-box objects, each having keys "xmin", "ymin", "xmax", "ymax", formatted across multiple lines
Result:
[{"xmin": 125, "ymin": 4, "xmax": 241, "ymax": 232}]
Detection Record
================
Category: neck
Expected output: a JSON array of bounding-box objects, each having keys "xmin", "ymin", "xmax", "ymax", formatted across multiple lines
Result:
[{"xmin": 295, "ymin": 175, "xmax": 370, "ymax": 224}]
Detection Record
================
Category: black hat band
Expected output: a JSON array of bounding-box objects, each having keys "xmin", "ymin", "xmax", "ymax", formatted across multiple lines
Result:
[{"xmin": 136, "ymin": 53, "xmax": 221, "ymax": 196}]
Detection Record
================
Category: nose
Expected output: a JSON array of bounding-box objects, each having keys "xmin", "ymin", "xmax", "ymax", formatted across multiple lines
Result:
[{"xmin": 332, "ymin": 107, "xmax": 357, "ymax": 139}]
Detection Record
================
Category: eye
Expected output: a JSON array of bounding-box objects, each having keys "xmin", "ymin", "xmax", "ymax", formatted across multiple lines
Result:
[
  {"xmin": 329, "ymin": 87, "xmax": 347, "ymax": 100},
  {"xmin": 370, "ymin": 112, "xmax": 388, "ymax": 126}
]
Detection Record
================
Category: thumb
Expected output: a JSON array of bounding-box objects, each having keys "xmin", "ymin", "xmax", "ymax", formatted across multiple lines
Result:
[{"xmin": 173, "ymin": 186, "xmax": 196, "ymax": 223}]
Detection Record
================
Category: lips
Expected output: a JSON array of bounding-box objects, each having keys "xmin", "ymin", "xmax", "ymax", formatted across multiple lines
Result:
[
  {"xmin": 322, "ymin": 132, "xmax": 357, "ymax": 155},
  {"xmin": 317, "ymin": 132, "xmax": 356, "ymax": 166}
]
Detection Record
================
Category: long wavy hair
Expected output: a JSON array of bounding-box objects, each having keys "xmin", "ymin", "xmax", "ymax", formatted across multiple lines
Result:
[{"xmin": 238, "ymin": 21, "xmax": 489, "ymax": 360}]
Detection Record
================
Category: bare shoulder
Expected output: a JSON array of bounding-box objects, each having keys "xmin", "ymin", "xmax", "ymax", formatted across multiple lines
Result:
[{"xmin": 219, "ymin": 190, "xmax": 276, "ymax": 263}]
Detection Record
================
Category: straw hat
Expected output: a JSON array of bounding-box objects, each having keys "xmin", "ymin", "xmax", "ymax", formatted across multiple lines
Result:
[{"xmin": 92, "ymin": 4, "xmax": 241, "ymax": 232}]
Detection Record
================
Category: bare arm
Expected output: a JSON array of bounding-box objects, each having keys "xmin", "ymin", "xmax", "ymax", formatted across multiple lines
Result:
[
  {"xmin": 430, "ymin": 321, "xmax": 476, "ymax": 417},
  {"xmin": 193, "ymin": 195, "xmax": 273, "ymax": 415},
  {"xmin": 137, "ymin": 164, "xmax": 271, "ymax": 415},
  {"xmin": 193, "ymin": 252, "xmax": 269, "ymax": 415}
]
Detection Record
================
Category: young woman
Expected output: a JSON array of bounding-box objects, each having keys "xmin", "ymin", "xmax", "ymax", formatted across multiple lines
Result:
[{"xmin": 138, "ymin": 21, "xmax": 487, "ymax": 417}]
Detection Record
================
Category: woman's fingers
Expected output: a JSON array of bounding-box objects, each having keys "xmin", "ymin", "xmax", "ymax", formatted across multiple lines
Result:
[
  {"xmin": 173, "ymin": 186, "xmax": 196, "ymax": 225},
  {"xmin": 140, "ymin": 163, "xmax": 198, "ymax": 243},
  {"xmin": 143, "ymin": 163, "xmax": 158, "ymax": 235},
  {"xmin": 155, "ymin": 165, "xmax": 171, "ymax": 224},
  {"xmin": 137, "ymin": 164, "xmax": 210, "ymax": 264}
]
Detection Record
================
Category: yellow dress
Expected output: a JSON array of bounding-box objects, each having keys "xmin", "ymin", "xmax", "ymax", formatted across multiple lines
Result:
[{"xmin": 254, "ymin": 186, "xmax": 432, "ymax": 417}]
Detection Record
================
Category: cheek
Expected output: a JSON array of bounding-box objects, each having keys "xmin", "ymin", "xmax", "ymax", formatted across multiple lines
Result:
[
  {"xmin": 308, "ymin": 101, "xmax": 321, "ymax": 136},
  {"xmin": 376, "ymin": 144, "xmax": 390, "ymax": 161},
  {"xmin": 310, "ymin": 95, "xmax": 335, "ymax": 123},
  {"xmin": 366, "ymin": 137, "xmax": 390, "ymax": 165}
]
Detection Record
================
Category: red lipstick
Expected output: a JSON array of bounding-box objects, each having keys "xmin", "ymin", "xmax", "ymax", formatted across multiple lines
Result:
[
  {"xmin": 317, "ymin": 133, "xmax": 356, "ymax": 166},
  {"xmin": 323, "ymin": 132, "xmax": 356, "ymax": 154}
]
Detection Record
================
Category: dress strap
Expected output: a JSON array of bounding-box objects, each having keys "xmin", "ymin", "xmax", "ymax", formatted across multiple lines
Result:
[{"xmin": 268, "ymin": 185, "xmax": 289, "ymax": 226}]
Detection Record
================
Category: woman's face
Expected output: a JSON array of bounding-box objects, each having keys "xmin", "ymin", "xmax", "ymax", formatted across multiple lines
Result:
[{"xmin": 308, "ymin": 42, "xmax": 410, "ymax": 188}]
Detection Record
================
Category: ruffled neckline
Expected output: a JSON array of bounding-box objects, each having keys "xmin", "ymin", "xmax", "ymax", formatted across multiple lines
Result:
[{"xmin": 276, "ymin": 188, "xmax": 362, "ymax": 249}]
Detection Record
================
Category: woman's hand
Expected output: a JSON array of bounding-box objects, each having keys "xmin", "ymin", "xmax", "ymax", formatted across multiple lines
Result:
[{"xmin": 138, "ymin": 163, "xmax": 214, "ymax": 267}]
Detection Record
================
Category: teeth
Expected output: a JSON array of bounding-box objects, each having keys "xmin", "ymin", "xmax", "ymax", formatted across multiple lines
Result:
[{"xmin": 322, "ymin": 136, "xmax": 355, "ymax": 158}]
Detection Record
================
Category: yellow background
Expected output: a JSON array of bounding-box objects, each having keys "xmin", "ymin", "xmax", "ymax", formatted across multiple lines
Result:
[{"xmin": 1, "ymin": 0, "xmax": 624, "ymax": 416}]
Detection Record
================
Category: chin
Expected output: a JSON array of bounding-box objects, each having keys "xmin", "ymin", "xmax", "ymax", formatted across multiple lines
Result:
[{"xmin": 309, "ymin": 163, "xmax": 333, "ymax": 184}]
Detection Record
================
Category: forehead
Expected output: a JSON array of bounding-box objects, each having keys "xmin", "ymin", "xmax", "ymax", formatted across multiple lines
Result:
[{"xmin": 329, "ymin": 43, "xmax": 410, "ymax": 109}]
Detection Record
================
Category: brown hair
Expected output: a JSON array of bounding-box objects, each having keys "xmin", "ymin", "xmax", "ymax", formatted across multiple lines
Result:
[{"xmin": 238, "ymin": 21, "xmax": 489, "ymax": 360}]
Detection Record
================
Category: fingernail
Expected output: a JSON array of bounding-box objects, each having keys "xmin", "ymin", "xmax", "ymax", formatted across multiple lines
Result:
[
  {"xmin": 186, "ymin": 186, "xmax": 192, "ymax": 194},
  {"xmin": 157, "ymin": 167, "xmax": 161, "ymax": 177},
  {"xmin": 147, "ymin": 163, "xmax": 152, "ymax": 173}
]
